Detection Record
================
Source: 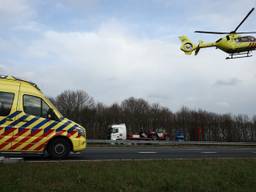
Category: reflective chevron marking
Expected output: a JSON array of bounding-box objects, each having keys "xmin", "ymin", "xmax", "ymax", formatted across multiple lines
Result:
[
  {"xmin": 56, "ymin": 121, "xmax": 72, "ymax": 132},
  {"xmin": 68, "ymin": 125, "xmax": 78, "ymax": 133},
  {"xmin": 10, "ymin": 129, "xmax": 42, "ymax": 150},
  {"xmin": 0, "ymin": 111, "xmax": 21, "ymax": 125},
  {"xmin": 44, "ymin": 121, "xmax": 58, "ymax": 134},
  {"xmin": 19, "ymin": 117, "xmax": 40, "ymax": 132},
  {"xmin": 0, "ymin": 128, "xmax": 16, "ymax": 141},
  {"xmin": 68, "ymin": 130, "xmax": 77, "ymax": 138},
  {"xmin": 0, "ymin": 128, "xmax": 29, "ymax": 150},
  {"xmin": 22, "ymin": 130, "xmax": 55, "ymax": 151},
  {"xmin": 5, "ymin": 115, "xmax": 28, "ymax": 132},
  {"xmin": 0, "ymin": 127, "xmax": 4, "ymax": 134},
  {"xmin": 34, "ymin": 130, "xmax": 67, "ymax": 151},
  {"xmin": 31, "ymin": 118, "xmax": 49, "ymax": 133},
  {"xmin": 0, "ymin": 112, "xmax": 81, "ymax": 152},
  {"xmin": 249, "ymin": 42, "xmax": 256, "ymax": 47}
]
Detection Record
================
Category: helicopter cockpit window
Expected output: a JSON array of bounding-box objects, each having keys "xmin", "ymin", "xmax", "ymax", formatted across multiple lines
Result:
[
  {"xmin": 248, "ymin": 36, "xmax": 256, "ymax": 42},
  {"xmin": 238, "ymin": 37, "xmax": 249, "ymax": 42},
  {"xmin": 236, "ymin": 36, "xmax": 256, "ymax": 42}
]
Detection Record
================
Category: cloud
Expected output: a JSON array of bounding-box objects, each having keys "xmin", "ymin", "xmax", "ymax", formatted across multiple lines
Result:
[
  {"xmin": 185, "ymin": 0, "xmax": 256, "ymax": 37},
  {"xmin": 12, "ymin": 21, "xmax": 44, "ymax": 32},
  {"xmin": 5, "ymin": 18, "xmax": 256, "ymax": 116},
  {"xmin": 22, "ymin": 29, "xmax": 175, "ymax": 98},
  {"xmin": 148, "ymin": 94, "xmax": 169, "ymax": 100},
  {"xmin": 0, "ymin": 65, "xmax": 5, "ymax": 74},
  {"xmin": 4, "ymin": 20, "xmax": 189, "ymax": 100},
  {"xmin": 152, "ymin": 0, "xmax": 177, "ymax": 8},
  {"xmin": 1, "ymin": 2, "xmax": 256, "ymax": 116},
  {"xmin": 216, "ymin": 101, "xmax": 230, "ymax": 108},
  {"xmin": 214, "ymin": 78, "xmax": 242, "ymax": 86},
  {"xmin": 54, "ymin": 0, "xmax": 101, "ymax": 14},
  {"xmin": 0, "ymin": 0, "xmax": 35, "ymax": 25}
]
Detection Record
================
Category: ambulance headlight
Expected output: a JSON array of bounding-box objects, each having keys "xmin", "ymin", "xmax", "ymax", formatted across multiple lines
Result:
[{"xmin": 76, "ymin": 127, "xmax": 86, "ymax": 137}]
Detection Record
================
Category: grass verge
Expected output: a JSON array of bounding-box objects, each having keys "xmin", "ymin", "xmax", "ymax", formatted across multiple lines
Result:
[{"xmin": 0, "ymin": 159, "xmax": 256, "ymax": 192}]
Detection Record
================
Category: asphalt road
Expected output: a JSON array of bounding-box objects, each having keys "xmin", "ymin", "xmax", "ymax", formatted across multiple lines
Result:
[
  {"xmin": 3, "ymin": 146, "xmax": 256, "ymax": 161},
  {"xmin": 77, "ymin": 146, "xmax": 256, "ymax": 160}
]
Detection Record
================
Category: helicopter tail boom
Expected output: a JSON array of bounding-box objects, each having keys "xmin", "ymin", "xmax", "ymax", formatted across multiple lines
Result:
[{"xmin": 179, "ymin": 36, "xmax": 216, "ymax": 55}]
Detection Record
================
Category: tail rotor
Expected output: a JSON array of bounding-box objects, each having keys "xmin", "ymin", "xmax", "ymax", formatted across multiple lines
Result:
[{"xmin": 179, "ymin": 36, "xmax": 196, "ymax": 55}]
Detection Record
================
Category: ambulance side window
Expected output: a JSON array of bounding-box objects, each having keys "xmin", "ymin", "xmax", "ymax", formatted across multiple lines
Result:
[
  {"xmin": 0, "ymin": 92, "xmax": 14, "ymax": 116},
  {"xmin": 23, "ymin": 95, "xmax": 57, "ymax": 120},
  {"xmin": 23, "ymin": 95, "xmax": 41, "ymax": 117},
  {"xmin": 42, "ymin": 100, "xmax": 50, "ymax": 118}
]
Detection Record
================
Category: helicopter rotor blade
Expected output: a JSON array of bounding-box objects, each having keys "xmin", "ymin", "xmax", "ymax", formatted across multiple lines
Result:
[
  {"xmin": 194, "ymin": 31, "xmax": 229, "ymax": 34},
  {"xmin": 235, "ymin": 31, "xmax": 256, "ymax": 34},
  {"xmin": 233, "ymin": 8, "xmax": 255, "ymax": 33}
]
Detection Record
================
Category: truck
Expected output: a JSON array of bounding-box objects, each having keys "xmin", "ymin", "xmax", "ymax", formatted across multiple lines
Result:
[
  {"xmin": 109, "ymin": 124, "xmax": 170, "ymax": 141},
  {"xmin": 108, "ymin": 124, "xmax": 127, "ymax": 140},
  {"xmin": 0, "ymin": 75, "xmax": 86, "ymax": 159}
]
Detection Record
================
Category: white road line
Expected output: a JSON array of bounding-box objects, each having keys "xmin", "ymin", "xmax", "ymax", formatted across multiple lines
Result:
[
  {"xmin": 201, "ymin": 152, "xmax": 217, "ymax": 154},
  {"xmin": 252, "ymin": 152, "xmax": 256, "ymax": 154},
  {"xmin": 138, "ymin": 152, "xmax": 157, "ymax": 154},
  {"xmin": 184, "ymin": 148, "xmax": 202, "ymax": 151}
]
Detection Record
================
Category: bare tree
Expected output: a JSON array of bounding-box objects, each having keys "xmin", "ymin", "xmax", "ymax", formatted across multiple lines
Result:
[
  {"xmin": 55, "ymin": 90, "xmax": 95, "ymax": 122},
  {"xmin": 53, "ymin": 90, "xmax": 256, "ymax": 141}
]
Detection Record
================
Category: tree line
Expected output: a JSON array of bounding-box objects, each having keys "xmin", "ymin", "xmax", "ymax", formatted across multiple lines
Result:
[{"xmin": 51, "ymin": 90, "xmax": 256, "ymax": 141}]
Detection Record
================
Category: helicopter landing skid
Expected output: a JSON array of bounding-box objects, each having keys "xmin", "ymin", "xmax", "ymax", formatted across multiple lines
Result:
[{"xmin": 226, "ymin": 51, "xmax": 252, "ymax": 60}]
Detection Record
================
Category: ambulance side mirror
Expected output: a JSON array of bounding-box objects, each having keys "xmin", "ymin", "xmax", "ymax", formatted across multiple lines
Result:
[{"xmin": 47, "ymin": 108, "xmax": 60, "ymax": 121}]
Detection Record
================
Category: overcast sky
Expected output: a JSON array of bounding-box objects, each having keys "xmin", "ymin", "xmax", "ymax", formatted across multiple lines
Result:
[{"xmin": 0, "ymin": 0, "xmax": 256, "ymax": 115}]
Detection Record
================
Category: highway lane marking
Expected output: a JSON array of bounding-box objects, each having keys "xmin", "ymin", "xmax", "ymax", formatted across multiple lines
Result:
[
  {"xmin": 138, "ymin": 152, "xmax": 157, "ymax": 154},
  {"xmin": 201, "ymin": 152, "xmax": 217, "ymax": 154}
]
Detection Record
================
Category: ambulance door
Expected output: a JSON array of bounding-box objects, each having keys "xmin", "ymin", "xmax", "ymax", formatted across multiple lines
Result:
[
  {"xmin": 0, "ymin": 87, "xmax": 19, "ymax": 151},
  {"xmin": 11, "ymin": 94, "xmax": 59, "ymax": 152}
]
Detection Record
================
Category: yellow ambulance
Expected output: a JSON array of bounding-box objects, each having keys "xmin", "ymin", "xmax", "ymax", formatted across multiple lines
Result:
[{"xmin": 0, "ymin": 75, "xmax": 86, "ymax": 159}]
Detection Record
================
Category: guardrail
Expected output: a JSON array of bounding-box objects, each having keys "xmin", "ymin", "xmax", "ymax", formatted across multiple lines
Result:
[{"xmin": 87, "ymin": 139, "xmax": 256, "ymax": 146}]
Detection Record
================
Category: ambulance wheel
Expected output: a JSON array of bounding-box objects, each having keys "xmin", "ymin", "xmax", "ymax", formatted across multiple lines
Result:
[{"xmin": 47, "ymin": 138, "xmax": 71, "ymax": 159}]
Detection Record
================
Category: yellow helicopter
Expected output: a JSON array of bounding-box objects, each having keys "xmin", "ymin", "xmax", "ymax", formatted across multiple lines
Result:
[{"xmin": 179, "ymin": 8, "xmax": 256, "ymax": 59}]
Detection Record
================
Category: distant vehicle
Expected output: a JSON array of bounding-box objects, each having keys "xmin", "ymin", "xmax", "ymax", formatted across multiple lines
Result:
[
  {"xmin": 175, "ymin": 130, "xmax": 185, "ymax": 142},
  {"xmin": 109, "ymin": 124, "xmax": 170, "ymax": 141},
  {"xmin": 0, "ymin": 75, "xmax": 86, "ymax": 159},
  {"xmin": 179, "ymin": 8, "xmax": 256, "ymax": 59},
  {"xmin": 108, "ymin": 124, "xmax": 127, "ymax": 140}
]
